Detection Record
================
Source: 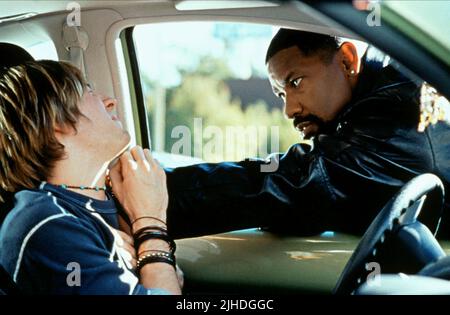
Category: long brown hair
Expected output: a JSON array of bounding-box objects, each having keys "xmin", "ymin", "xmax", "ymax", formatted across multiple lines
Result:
[{"xmin": 0, "ymin": 60, "xmax": 86, "ymax": 202}]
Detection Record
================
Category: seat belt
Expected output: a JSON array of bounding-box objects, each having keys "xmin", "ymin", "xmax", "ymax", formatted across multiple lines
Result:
[{"xmin": 62, "ymin": 23, "xmax": 89, "ymax": 80}]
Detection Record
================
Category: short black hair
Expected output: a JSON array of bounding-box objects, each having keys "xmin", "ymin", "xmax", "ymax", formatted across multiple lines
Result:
[{"xmin": 265, "ymin": 28, "xmax": 340, "ymax": 64}]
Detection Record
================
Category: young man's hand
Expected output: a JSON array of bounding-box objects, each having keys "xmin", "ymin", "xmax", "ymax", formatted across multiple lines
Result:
[
  {"xmin": 109, "ymin": 146, "xmax": 181, "ymax": 294},
  {"xmin": 109, "ymin": 146, "xmax": 168, "ymax": 227}
]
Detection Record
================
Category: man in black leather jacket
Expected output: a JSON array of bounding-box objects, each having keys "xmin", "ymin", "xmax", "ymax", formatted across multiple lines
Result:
[{"xmin": 165, "ymin": 29, "xmax": 450, "ymax": 239}]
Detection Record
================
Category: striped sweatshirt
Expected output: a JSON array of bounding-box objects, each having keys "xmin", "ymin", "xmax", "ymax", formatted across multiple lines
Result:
[{"xmin": 0, "ymin": 182, "xmax": 169, "ymax": 294}]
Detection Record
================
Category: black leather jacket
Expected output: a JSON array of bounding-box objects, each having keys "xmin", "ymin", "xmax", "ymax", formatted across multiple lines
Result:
[{"xmin": 166, "ymin": 56, "xmax": 450, "ymax": 239}]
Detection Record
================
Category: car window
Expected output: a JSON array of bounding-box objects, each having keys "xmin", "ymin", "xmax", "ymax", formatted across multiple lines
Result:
[
  {"xmin": 133, "ymin": 22, "xmax": 299, "ymax": 165},
  {"xmin": 383, "ymin": 1, "xmax": 450, "ymax": 53}
]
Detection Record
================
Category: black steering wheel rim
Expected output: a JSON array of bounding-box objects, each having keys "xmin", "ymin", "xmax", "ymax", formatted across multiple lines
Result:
[{"xmin": 333, "ymin": 173, "xmax": 445, "ymax": 295}]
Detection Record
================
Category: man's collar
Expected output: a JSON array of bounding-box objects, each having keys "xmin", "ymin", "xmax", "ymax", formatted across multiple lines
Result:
[
  {"xmin": 334, "ymin": 49, "xmax": 416, "ymax": 123},
  {"xmin": 350, "ymin": 53, "xmax": 384, "ymax": 102}
]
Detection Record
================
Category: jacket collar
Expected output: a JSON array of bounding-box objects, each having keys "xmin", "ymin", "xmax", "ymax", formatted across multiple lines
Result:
[{"xmin": 333, "ymin": 49, "xmax": 416, "ymax": 124}]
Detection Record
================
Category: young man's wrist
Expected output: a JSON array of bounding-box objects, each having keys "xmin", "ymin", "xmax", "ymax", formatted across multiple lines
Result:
[
  {"xmin": 131, "ymin": 216, "xmax": 167, "ymax": 233},
  {"xmin": 138, "ymin": 239, "xmax": 171, "ymax": 255}
]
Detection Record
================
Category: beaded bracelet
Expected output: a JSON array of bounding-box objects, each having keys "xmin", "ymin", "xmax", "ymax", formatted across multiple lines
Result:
[{"xmin": 136, "ymin": 250, "xmax": 176, "ymax": 274}]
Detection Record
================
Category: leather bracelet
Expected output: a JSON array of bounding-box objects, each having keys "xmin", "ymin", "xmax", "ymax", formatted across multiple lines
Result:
[
  {"xmin": 131, "ymin": 216, "xmax": 166, "ymax": 227},
  {"xmin": 133, "ymin": 225, "xmax": 168, "ymax": 239},
  {"xmin": 134, "ymin": 231, "xmax": 176, "ymax": 253}
]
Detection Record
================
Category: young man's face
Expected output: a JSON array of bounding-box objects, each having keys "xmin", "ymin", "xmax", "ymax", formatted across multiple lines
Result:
[
  {"xmin": 267, "ymin": 46, "xmax": 353, "ymax": 139},
  {"xmin": 75, "ymin": 87, "xmax": 131, "ymax": 161}
]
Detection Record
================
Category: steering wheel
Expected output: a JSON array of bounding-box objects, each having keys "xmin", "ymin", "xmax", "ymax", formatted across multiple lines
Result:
[{"xmin": 333, "ymin": 173, "xmax": 445, "ymax": 295}]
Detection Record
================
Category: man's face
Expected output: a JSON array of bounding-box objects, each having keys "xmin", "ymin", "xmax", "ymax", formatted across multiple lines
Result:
[
  {"xmin": 267, "ymin": 46, "xmax": 353, "ymax": 139},
  {"xmin": 75, "ymin": 87, "xmax": 131, "ymax": 161}
]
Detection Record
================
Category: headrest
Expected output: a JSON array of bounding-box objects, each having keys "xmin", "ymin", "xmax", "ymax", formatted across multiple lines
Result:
[{"xmin": 0, "ymin": 42, "xmax": 35, "ymax": 70}]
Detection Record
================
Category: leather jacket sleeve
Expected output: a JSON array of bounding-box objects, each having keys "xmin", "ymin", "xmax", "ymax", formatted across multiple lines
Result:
[{"xmin": 165, "ymin": 91, "xmax": 434, "ymax": 239}]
